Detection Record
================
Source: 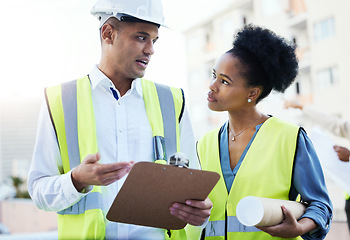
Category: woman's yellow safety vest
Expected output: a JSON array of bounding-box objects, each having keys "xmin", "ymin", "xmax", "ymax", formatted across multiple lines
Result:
[
  {"xmin": 189, "ymin": 117, "xmax": 302, "ymax": 240},
  {"xmin": 45, "ymin": 76, "xmax": 186, "ymax": 240}
]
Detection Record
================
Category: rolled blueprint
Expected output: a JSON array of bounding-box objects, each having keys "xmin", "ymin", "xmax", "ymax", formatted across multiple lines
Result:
[{"xmin": 236, "ymin": 196, "xmax": 306, "ymax": 227}]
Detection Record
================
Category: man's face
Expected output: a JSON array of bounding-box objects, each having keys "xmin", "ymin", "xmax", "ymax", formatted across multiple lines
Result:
[{"xmin": 109, "ymin": 22, "xmax": 159, "ymax": 81}]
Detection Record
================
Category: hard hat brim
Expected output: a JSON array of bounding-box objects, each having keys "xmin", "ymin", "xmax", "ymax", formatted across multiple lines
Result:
[
  {"xmin": 116, "ymin": 13, "xmax": 161, "ymax": 28},
  {"xmin": 93, "ymin": 12, "xmax": 168, "ymax": 29}
]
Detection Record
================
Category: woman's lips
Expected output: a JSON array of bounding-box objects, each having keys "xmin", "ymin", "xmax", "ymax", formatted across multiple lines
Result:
[{"xmin": 207, "ymin": 92, "xmax": 216, "ymax": 102}]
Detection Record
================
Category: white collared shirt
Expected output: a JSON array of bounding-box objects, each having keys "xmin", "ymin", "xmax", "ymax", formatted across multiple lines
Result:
[{"xmin": 28, "ymin": 65, "xmax": 199, "ymax": 240}]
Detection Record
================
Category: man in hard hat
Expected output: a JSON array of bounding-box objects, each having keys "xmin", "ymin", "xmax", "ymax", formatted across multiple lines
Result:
[{"xmin": 27, "ymin": 0, "xmax": 212, "ymax": 239}]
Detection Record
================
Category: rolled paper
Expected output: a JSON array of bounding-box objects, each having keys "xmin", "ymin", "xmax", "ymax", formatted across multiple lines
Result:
[{"xmin": 236, "ymin": 196, "xmax": 306, "ymax": 227}]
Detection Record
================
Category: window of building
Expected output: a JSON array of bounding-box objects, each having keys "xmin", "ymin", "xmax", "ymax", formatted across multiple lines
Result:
[
  {"xmin": 313, "ymin": 17, "xmax": 335, "ymax": 42},
  {"xmin": 316, "ymin": 66, "xmax": 338, "ymax": 90}
]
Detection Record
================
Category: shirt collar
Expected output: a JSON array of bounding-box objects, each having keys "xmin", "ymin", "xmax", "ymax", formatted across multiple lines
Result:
[
  {"xmin": 89, "ymin": 65, "xmax": 111, "ymax": 90},
  {"xmin": 89, "ymin": 65, "xmax": 143, "ymax": 97}
]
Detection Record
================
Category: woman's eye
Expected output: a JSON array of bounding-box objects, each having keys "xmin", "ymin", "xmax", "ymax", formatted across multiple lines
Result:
[
  {"xmin": 138, "ymin": 36, "xmax": 146, "ymax": 41},
  {"xmin": 222, "ymin": 80, "xmax": 229, "ymax": 85}
]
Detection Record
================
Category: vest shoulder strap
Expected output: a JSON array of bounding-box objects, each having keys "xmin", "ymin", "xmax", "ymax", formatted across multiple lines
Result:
[
  {"xmin": 141, "ymin": 79, "xmax": 184, "ymax": 162},
  {"xmin": 45, "ymin": 76, "xmax": 98, "ymax": 173}
]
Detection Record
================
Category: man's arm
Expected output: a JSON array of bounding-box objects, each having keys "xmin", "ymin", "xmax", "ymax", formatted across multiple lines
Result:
[
  {"xmin": 28, "ymin": 102, "xmax": 133, "ymax": 212},
  {"xmin": 28, "ymin": 102, "xmax": 82, "ymax": 211},
  {"xmin": 285, "ymin": 101, "xmax": 350, "ymax": 140}
]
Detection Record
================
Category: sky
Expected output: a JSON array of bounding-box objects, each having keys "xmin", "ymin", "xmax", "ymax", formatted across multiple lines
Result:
[{"xmin": 0, "ymin": 0, "xmax": 234, "ymax": 99}]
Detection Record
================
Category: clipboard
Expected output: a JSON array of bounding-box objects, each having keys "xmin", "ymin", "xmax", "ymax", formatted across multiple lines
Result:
[{"xmin": 106, "ymin": 162, "xmax": 220, "ymax": 230}]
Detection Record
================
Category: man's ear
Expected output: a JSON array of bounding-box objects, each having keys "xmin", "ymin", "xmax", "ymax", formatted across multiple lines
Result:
[{"xmin": 101, "ymin": 24, "xmax": 115, "ymax": 44}]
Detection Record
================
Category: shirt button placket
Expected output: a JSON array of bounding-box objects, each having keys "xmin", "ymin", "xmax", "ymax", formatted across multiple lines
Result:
[{"xmin": 116, "ymin": 100, "xmax": 127, "ymax": 162}]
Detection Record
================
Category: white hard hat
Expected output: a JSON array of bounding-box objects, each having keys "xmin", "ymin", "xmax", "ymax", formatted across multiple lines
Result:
[{"xmin": 90, "ymin": 0, "xmax": 166, "ymax": 28}]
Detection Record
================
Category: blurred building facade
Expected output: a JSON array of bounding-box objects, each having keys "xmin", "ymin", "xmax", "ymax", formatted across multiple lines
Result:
[
  {"xmin": 183, "ymin": 0, "xmax": 350, "ymax": 139},
  {"xmin": 0, "ymin": 98, "xmax": 41, "ymax": 185}
]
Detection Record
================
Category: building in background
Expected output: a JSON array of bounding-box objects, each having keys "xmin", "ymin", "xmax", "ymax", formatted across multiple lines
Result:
[
  {"xmin": 183, "ymin": 0, "xmax": 350, "ymax": 138},
  {"xmin": 0, "ymin": 98, "xmax": 41, "ymax": 185}
]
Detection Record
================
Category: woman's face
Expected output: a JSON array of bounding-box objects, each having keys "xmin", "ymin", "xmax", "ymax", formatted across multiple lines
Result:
[{"xmin": 207, "ymin": 53, "xmax": 253, "ymax": 112}]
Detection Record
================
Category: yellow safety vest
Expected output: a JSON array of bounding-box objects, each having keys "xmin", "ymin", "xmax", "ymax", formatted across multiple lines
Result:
[
  {"xmin": 189, "ymin": 117, "xmax": 302, "ymax": 240},
  {"xmin": 45, "ymin": 76, "xmax": 186, "ymax": 240}
]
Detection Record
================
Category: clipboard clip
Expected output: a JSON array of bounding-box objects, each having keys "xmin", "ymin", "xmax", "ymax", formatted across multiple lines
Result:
[{"xmin": 168, "ymin": 153, "xmax": 189, "ymax": 168}]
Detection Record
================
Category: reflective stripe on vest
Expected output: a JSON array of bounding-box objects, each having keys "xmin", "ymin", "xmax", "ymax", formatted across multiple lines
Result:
[
  {"xmin": 194, "ymin": 117, "xmax": 300, "ymax": 240},
  {"xmin": 142, "ymin": 79, "xmax": 183, "ymax": 162},
  {"xmin": 205, "ymin": 217, "xmax": 259, "ymax": 237},
  {"xmin": 58, "ymin": 192, "xmax": 102, "ymax": 215},
  {"xmin": 60, "ymin": 80, "xmax": 80, "ymax": 169}
]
